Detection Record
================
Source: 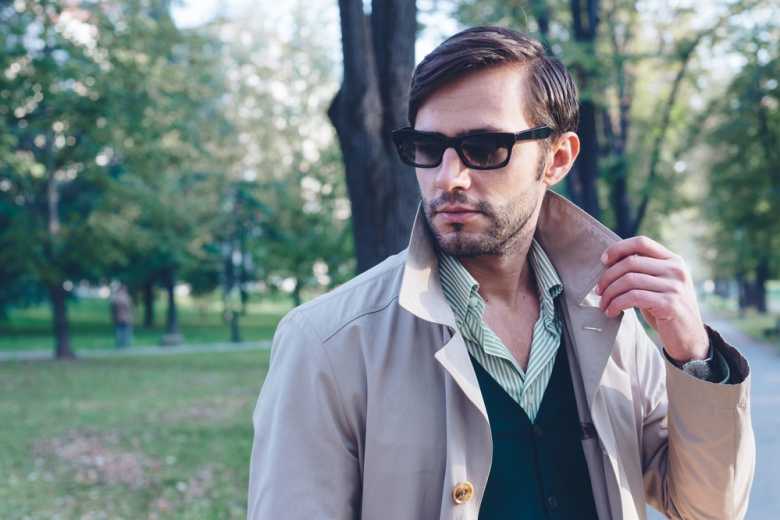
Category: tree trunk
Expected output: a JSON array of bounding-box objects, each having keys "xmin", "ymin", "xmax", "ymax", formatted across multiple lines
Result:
[
  {"xmin": 49, "ymin": 283, "xmax": 75, "ymax": 360},
  {"xmin": 161, "ymin": 269, "xmax": 182, "ymax": 345},
  {"xmin": 736, "ymin": 271, "xmax": 748, "ymax": 316},
  {"xmin": 229, "ymin": 310, "xmax": 241, "ymax": 343},
  {"xmin": 143, "ymin": 282, "xmax": 155, "ymax": 328},
  {"xmin": 609, "ymin": 161, "xmax": 632, "ymax": 238},
  {"xmin": 291, "ymin": 279, "xmax": 302, "ymax": 308},
  {"xmin": 239, "ymin": 231, "xmax": 249, "ymax": 316},
  {"xmin": 530, "ymin": 0, "xmax": 551, "ymax": 44},
  {"xmin": 754, "ymin": 256, "xmax": 769, "ymax": 314},
  {"xmin": 165, "ymin": 272, "xmax": 178, "ymax": 334},
  {"xmin": 223, "ymin": 240, "xmax": 242, "ymax": 342},
  {"xmin": 329, "ymin": 0, "xmax": 419, "ymax": 273},
  {"xmin": 240, "ymin": 288, "xmax": 249, "ymax": 316},
  {"xmin": 568, "ymin": 0, "xmax": 602, "ymax": 220},
  {"xmin": 42, "ymin": 113, "xmax": 71, "ymax": 359},
  {"xmin": 602, "ymin": 15, "xmax": 634, "ymax": 237}
]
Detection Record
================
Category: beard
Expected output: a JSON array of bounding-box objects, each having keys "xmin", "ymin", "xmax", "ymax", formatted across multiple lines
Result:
[{"xmin": 422, "ymin": 157, "xmax": 546, "ymax": 258}]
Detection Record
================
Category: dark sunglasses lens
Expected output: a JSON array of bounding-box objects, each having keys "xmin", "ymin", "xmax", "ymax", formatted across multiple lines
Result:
[
  {"xmin": 460, "ymin": 134, "xmax": 509, "ymax": 168},
  {"xmin": 397, "ymin": 133, "xmax": 443, "ymax": 167}
]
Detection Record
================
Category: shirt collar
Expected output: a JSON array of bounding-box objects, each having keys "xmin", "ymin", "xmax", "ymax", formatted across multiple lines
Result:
[
  {"xmin": 528, "ymin": 238, "xmax": 563, "ymax": 333},
  {"xmin": 437, "ymin": 239, "xmax": 563, "ymax": 334},
  {"xmin": 437, "ymin": 252, "xmax": 482, "ymax": 324}
]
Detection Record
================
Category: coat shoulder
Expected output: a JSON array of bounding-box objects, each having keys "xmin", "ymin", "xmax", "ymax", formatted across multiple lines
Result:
[{"xmin": 285, "ymin": 249, "xmax": 409, "ymax": 343}]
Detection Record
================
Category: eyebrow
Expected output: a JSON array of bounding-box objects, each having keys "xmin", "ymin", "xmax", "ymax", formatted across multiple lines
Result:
[
  {"xmin": 452, "ymin": 126, "xmax": 505, "ymax": 137},
  {"xmin": 411, "ymin": 125, "xmax": 510, "ymax": 138}
]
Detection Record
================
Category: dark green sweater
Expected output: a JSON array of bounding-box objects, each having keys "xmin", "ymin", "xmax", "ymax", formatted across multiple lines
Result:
[{"xmin": 470, "ymin": 344, "xmax": 599, "ymax": 519}]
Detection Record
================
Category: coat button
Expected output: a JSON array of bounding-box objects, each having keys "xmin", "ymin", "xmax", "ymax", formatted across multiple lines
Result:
[{"xmin": 452, "ymin": 481, "xmax": 474, "ymax": 504}]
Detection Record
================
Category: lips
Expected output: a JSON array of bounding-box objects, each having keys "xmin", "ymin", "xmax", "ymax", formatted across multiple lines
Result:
[
  {"xmin": 436, "ymin": 205, "xmax": 480, "ymax": 214},
  {"xmin": 435, "ymin": 206, "xmax": 481, "ymax": 224}
]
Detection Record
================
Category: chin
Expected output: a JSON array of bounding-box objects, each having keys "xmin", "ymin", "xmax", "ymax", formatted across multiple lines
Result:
[{"xmin": 435, "ymin": 231, "xmax": 497, "ymax": 258}]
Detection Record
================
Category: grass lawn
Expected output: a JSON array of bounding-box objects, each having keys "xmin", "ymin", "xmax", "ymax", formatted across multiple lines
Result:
[
  {"xmin": 0, "ymin": 295, "xmax": 292, "ymax": 352},
  {"xmin": 0, "ymin": 349, "xmax": 269, "ymax": 519}
]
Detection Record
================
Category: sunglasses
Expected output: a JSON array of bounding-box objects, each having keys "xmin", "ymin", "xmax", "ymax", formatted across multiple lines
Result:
[{"xmin": 391, "ymin": 126, "xmax": 553, "ymax": 170}]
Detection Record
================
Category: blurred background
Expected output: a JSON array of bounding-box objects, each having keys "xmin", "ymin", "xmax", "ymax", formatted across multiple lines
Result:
[{"xmin": 0, "ymin": 0, "xmax": 777, "ymax": 518}]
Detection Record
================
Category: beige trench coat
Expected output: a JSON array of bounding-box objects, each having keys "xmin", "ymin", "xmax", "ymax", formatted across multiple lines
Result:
[{"xmin": 248, "ymin": 191, "xmax": 754, "ymax": 519}]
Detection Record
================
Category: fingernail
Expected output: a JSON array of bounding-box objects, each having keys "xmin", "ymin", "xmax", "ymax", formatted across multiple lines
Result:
[
  {"xmin": 600, "ymin": 252, "xmax": 607, "ymax": 264},
  {"xmin": 594, "ymin": 285, "xmax": 601, "ymax": 295}
]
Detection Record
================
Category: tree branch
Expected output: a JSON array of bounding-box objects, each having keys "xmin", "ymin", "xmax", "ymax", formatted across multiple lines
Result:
[{"xmin": 630, "ymin": 0, "xmax": 763, "ymax": 235}]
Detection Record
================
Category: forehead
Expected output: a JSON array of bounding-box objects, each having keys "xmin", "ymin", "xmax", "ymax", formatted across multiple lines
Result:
[{"xmin": 414, "ymin": 64, "xmax": 530, "ymax": 134}]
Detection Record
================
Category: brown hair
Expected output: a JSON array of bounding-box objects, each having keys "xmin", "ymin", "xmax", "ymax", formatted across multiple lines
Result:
[{"xmin": 408, "ymin": 26, "xmax": 579, "ymax": 136}]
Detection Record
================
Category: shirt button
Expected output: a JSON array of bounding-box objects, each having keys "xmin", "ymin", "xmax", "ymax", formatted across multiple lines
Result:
[
  {"xmin": 452, "ymin": 481, "xmax": 474, "ymax": 505},
  {"xmin": 547, "ymin": 495, "xmax": 559, "ymax": 510}
]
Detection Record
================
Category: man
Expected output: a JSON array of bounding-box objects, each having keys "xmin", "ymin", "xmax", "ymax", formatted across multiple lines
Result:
[
  {"xmin": 110, "ymin": 283, "xmax": 133, "ymax": 349},
  {"xmin": 248, "ymin": 26, "xmax": 754, "ymax": 519}
]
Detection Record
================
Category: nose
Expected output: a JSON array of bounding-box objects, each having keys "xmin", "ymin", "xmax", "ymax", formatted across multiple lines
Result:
[{"xmin": 434, "ymin": 147, "xmax": 472, "ymax": 192}]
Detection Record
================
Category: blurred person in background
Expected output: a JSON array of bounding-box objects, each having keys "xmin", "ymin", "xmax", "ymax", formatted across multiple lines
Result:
[{"xmin": 110, "ymin": 283, "xmax": 134, "ymax": 349}]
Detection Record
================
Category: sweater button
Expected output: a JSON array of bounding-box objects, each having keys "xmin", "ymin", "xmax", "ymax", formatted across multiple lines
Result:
[
  {"xmin": 533, "ymin": 425, "xmax": 544, "ymax": 438},
  {"xmin": 452, "ymin": 481, "xmax": 474, "ymax": 504},
  {"xmin": 547, "ymin": 495, "xmax": 559, "ymax": 510}
]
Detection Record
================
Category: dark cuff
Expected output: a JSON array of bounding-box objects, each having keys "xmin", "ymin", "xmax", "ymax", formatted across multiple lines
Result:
[
  {"xmin": 663, "ymin": 325, "xmax": 739, "ymax": 384},
  {"xmin": 703, "ymin": 323, "xmax": 750, "ymax": 384}
]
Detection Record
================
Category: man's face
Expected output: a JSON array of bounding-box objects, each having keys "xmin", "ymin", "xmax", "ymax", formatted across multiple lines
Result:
[{"xmin": 414, "ymin": 64, "xmax": 549, "ymax": 258}]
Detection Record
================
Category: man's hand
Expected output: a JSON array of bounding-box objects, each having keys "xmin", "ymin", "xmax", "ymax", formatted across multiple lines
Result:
[{"xmin": 595, "ymin": 236, "xmax": 709, "ymax": 363}]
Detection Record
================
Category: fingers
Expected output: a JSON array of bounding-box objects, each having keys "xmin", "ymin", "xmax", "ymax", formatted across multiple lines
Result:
[
  {"xmin": 598, "ymin": 272, "xmax": 678, "ymax": 317},
  {"xmin": 600, "ymin": 289, "xmax": 675, "ymax": 319},
  {"xmin": 595, "ymin": 237, "xmax": 707, "ymax": 360},
  {"xmin": 601, "ymin": 236, "xmax": 675, "ymax": 266},
  {"xmin": 596, "ymin": 254, "xmax": 676, "ymax": 296},
  {"xmin": 596, "ymin": 236, "xmax": 689, "ymax": 319}
]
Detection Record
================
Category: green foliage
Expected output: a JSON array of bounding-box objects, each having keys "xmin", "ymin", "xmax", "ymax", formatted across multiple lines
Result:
[
  {"xmin": 0, "ymin": 0, "xmax": 117, "ymax": 296},
  {"xmin": 702, "ymin": 28, "xmax": 780, "ymax": 281},
  {"xmin": 88, "ymin": 0, "xmax": 230, "ymax": 296},
  {"xmin": 0, "ymin": 0, "xmax": 355, "ymax": 353},
  {"xmin": 217, "ymin": 0, "xmax": 353, "ymax": 304}
]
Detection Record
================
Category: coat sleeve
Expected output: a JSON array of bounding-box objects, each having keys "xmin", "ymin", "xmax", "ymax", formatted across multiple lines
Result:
[
  {"xmin": 247, "ymin": 310, "xmax": 361, "ymax": 520},
  {"xmin": 640, "ymin": 322, "xmax": 755, "ymax": 519}
]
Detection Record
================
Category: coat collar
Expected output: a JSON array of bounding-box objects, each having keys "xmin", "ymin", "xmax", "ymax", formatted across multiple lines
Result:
[{"xmin": 399, "ymin": 190, "xmax": 624, "ymax": 409}]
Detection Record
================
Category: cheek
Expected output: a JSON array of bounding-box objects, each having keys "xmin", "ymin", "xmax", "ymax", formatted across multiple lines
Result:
[{"xmin": 416, "ymin": 171, "xmax": 434, "ymax": 197}]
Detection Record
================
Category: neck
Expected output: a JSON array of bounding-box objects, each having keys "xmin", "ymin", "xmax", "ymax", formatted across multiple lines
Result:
[{"xmin": 459, "ymin": 232, "xmax": 537, "ymax": 309}]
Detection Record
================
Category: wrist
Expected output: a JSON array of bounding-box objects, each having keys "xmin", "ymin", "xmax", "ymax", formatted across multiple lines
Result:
[{"xmin": 665, "ymin": 328, "xmax": 711, "ymax": 365}]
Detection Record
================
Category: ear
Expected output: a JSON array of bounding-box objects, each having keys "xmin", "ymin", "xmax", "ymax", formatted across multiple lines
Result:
[{"xmin": 542, "ymin": 131, "xmax": 580, "ymax": 187}]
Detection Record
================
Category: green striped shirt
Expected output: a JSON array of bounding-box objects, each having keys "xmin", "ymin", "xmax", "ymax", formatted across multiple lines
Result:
[{"xmin": 438, "ymin": 239, "xmax": 564, "ymax": 422}]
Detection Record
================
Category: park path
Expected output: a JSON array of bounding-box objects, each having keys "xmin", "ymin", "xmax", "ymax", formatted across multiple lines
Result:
[{"xmin": 0, "ymin": 340, "xmax": 270, "ymax": 361}]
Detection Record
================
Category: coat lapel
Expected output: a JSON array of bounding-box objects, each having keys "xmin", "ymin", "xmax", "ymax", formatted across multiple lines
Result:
[
  {"xmin": 534, "ymin": 191, "xmax": 624, "ymax": 408},
  {"xmin": 399, "ymin": 207, "xmax": 489, "ymax": 420},
  {"xmin": 434, "ymin": 331, "xmax": 489, "ymax": 422},
  {"xmin": 398, "ymin": 206, "xmax": 457, "ymax": 328},
  {"xmin": 535, "ymin": 192, "xmax": 628, "ymax": 520}
]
